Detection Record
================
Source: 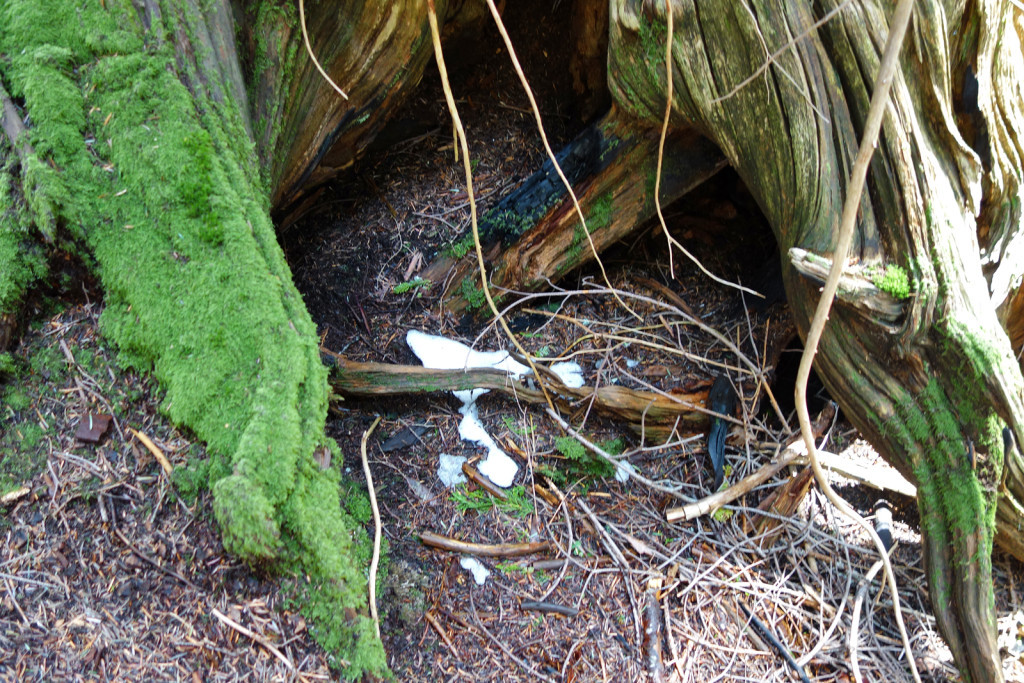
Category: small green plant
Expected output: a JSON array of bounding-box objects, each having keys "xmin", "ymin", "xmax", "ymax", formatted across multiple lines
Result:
[
  {"xmin": 712, "ymin": 505, "xmax": 734, "ymax": 522},
  {"xmin": 459, "ymin": 275, "xmax": 486, "ymax": 310},
  {"xmin": 570, "ymin": 539, "xmax": 591, "ymax": 557},
  {"xmin": 870, "ymin": 264, "xmax": 912, "ymax": 299},
  {"xmin": 443, "ymin": 234, "xmax": 475, "ymax": 259},
  {"xmin": 502, "ymin": 415, "xmax": 536, "ymax": 436},
  {"xmin": 392, "ymin": 277, "xmax": 431, "ymax": 295},
  {"xmin": 534, "ymin": 345, "xmax": 552, "ymax": 358},
  {"xmin": 553, "ymin": 435, "xmax": 616, "ymax": 479},
  {"xmin": 452, "ymin": 485, "xmax": 534, "ymax": 517}
]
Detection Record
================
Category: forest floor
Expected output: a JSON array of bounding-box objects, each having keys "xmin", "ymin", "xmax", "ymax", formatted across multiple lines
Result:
[{"xmin": 4, "ymin": 1, "xmax": 1024, "ymax": 682}]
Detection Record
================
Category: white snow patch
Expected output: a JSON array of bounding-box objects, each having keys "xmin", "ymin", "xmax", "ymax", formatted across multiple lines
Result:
[
  {"xmin": 407, "ymin": 330, "xmax": 523, "ymax": 487},
  {"xmin": 615, "ymin": 460, "xmax": 636, "ymax": 483},
  {"xmin": 625, "ymin": 358, "xmax": 639, "ymax": 369},
  {"xmin": 460, "ymin": 556, "xmax": 490, "ymax": 585},
  {"xmin": 406, "ymin": 329, "xmax": 529, "ymax": 376},
  {"xmin": 437, "ymin": 453, "xmax": 468, "ymax": 487},
  {"xmin": 550, "ymin": 361, "xmax": 584, "ymax": 388}
]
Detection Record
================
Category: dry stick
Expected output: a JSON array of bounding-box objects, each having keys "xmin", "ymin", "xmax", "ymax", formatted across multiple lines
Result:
[
  {"xmin": 425, "ymin": 0, "xmax": 557, "ymax": 414},
  {"xmin": 665, "ymin": 443, "xmax": 805, "ymax": 522},
  {"xmin": 654, "ymin": 1, "xmax": 758, "ymax": 297},
  {"xmin": 129, "ymin": 427, "xmax": 172, "ymax": 475},
  {"xmin": 211, "ymin": 607, "xmax": 296, "ymax": 671},
  {"xmin": 850, "ymin": 558, "xmax": 886, "ymax": 682},
  {"xmin": 792, "ymin": 1, "xmax": 921, "ymax": 681},
  {"xmin": 360, "ymin": 416, "xmax": 382, "ymax": 640},
  {"xmin": 419, "ymin": 530, "xmax": 552, "ymax": 557},
  {"xmin": 298, "ymin": 0, "xmax": 348, "ymax": 100},
  {"xmin": 481, "ymin": 0, "xmax": 641, "ymax": 321},
  {"xmin": 424, "ymin": 610, "xmax": 460, "ymax": 658}
]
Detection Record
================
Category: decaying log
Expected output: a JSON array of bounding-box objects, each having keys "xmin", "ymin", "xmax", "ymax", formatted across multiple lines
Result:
[
  {"xmin": 323, "ymin": 348, "xmax": 719, "ymax": 440},
  {"xmin": 423, "ymin": 105, "xmax": 726, "ymax": 312}
]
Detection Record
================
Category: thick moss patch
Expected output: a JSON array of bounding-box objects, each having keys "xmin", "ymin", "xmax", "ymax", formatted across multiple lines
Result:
[{"xmin": 0, "ymin": 0, "xmax": 385, "ymax": 676}]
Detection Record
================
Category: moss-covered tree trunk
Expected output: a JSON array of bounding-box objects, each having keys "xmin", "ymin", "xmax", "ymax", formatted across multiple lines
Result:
[
  {"xmin": 607, "ymin": 2, "xmax": 1024, "ymax": 681},
  {"xmin": 0, "ymin": 0, "xmax": 471, "ymax": 676}
]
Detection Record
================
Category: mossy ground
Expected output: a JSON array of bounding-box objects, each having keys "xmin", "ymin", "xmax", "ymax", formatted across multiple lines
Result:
[{"xmin": 0, "ymin": 0, "xmax": 383, "ymax": 675}]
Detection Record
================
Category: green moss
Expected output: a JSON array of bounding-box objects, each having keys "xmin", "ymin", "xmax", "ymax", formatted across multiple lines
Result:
[
  {"xmin": 27, "ymin": 344, "xmax": 65, "ymax": 380},
  {"xmin": 459, "ymin": 275, "xmax": 486, "ymax": 310},
  {"xmin": 443, "ymin": 233, "xmax": 475, "ymax": 259},
  {"xmin": 0, "ymin": 0, "xmax": 385, "ymax": 675},
  {"xmin": 871, "ymin": 264, "xmax": 912, "ymax": 299},
  {"xmin": 0, "ymin": 352, "xmax": 15, "ymax": 377},
  {"xmin": 562, "ymin": 193, "xmax": 613, "ymax": 268},
  {"xmin": 17, "ymin": 420, "xmax": 44, "ymax": 449},
  {"xmin": 0, "ymin": 146, "xmax": 49, "ymax": 307},
  {"xmin": 212, "ymin": 472, "xmax": 283, "ymax": 561},
  {"xmin": 171, "ymin": 454, "xmax": 210, "ymax": 504},
  {"xmin": 3, "ymin": 387, "xmax": 31, "ymax": 411}
]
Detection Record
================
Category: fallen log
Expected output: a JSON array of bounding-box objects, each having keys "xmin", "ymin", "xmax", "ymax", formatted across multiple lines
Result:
[
  {"xmin": 422, "ymin": 105, "xmax": 727, "ymax": 312},
  {"xmin": 323, "ymin": 348, "xmax": 717, "ymax": 440}
]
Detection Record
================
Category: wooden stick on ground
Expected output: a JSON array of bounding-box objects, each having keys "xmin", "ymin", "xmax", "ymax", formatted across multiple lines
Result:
[
  {"xmin": 418, "ymin": 531, "xmax": 552, "ymax": 558},
  {"xmin": 360, "ymin": 416, "xmax": 383, "ymax": 640},
  {"xmin": 129, "ymin": 427, "xmax": 173, "ymax": 475},
  {"xmin": 665, "ymin": 444, "xmax": 805, "ymax": 522},
  {"xmin": 212, "ymin": 607, "xmax": 295, "ymax": 671}
]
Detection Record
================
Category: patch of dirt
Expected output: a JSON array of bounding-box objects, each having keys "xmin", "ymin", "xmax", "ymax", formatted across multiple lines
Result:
[{"xmin": 0, "ymin": 304, "xmax": 332, "ymax": 681}]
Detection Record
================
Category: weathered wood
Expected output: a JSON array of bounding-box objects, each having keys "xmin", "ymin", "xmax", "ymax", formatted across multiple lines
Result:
[
  {"xmin": 606, "ymin": 2, "xmax": 1024, "ymax": 680},
  {"xmin": 242, "ymin": 0, "xmax": 502, "ymax": 218},
  {"xmin": 323, "ymin": 349, "xmax": 714, "ymax": 440},
  {"xmin": 423, "ymin": 105, "xmax": 726, "ymax": 312}
]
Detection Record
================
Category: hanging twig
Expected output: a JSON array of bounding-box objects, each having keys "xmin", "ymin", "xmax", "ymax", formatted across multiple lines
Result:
[
  {"xmin": 483, "ymin": 0, "xmax": 641, "ymax": 320},
  {"xmin": 298, "ymin": 0, "xmax": 348, "ymax": 100},
  {"xmin": 653, "ymin": 1, "xmax": 759, "ymax": 296},
  {"xmin": 425, "ymin": 0, "xmax": 558, "ymax": 414}
]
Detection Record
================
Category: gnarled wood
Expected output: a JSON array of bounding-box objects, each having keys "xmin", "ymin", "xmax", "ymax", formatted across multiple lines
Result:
[{"xmin": 607, "ymin": 2, "xmax": 1024, "ymax": 680}]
